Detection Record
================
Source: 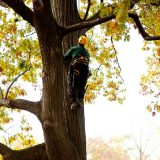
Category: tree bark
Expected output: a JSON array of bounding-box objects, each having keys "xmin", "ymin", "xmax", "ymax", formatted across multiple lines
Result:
[
  {"xmin": 0, "ymin": 143, "xmax": 48, "ymax": 160},
  {"xmin": 51, "ymin": 1, "xmax": 87, "ymax": 160},
  {"xmin": 0, "ymin": 99, "xmax": 40, "ymax": 117}
]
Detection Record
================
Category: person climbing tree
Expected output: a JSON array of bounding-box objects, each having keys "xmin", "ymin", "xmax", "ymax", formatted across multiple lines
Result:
[{"xmin": 64, "ymin": 36, "xmax": 90, "ymax": 110}]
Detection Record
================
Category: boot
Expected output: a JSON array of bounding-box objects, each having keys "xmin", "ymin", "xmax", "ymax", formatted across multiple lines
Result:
[{"xmin": 70, "ymin": 102, "xmax": 79, "ymax": 110}]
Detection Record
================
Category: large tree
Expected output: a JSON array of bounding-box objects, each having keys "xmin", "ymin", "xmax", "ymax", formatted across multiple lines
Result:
[{"xmin": 0, "ymin": 0, "xmax": 160, "ymax": 160}]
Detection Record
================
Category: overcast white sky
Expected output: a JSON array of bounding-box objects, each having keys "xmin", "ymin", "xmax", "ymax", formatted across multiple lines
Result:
[
  {"xmin": 84, "ymin": 27, "xmax": 160, "ymax": 159},
  {"xmin": 84, "ymin": 27, "xmax": 150, "ymax": 136}
]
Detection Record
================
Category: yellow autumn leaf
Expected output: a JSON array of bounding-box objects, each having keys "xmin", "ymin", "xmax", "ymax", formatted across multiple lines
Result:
[{"xmin": 2, "ymin": 117, "xmax": 10, "ymax": 124}]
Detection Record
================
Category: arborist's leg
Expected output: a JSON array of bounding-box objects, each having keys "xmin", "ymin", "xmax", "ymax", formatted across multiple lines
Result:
[
  {"xmin": 67, "ymin": 65, "xmax": 79, "ymax": 110},
  {"xmin": 32, "ymin": 0, "xmax": 44, "ymax": 10},
  {"xmin": 77, "ymin": 76, "xmax": 88, "ymax": 108},
  {"xmin": 70, "ymin": 74, "xmax": 80, "ymax": 110},
  {"xmin": 70, "ymin": 88, "xmax": 79, "ymax": 110},
  {"xmin": 76, "ymin": 64, "xmax": 89, "ymax": 107}
]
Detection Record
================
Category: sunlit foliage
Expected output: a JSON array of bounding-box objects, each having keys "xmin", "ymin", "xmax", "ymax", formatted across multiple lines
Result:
[
  {"xmin": 79, "ymin": 0, "xmax": 160, "ymax": 111},
  {"xmin": 0, "ymin": 2, "xmax": 40, "ymax": 152},
  {"xmin": 140, "ymin": 46, "xmax": 160, "ymax": 114},
  {"xmin": 0, "ymin": 6, "xmax": 42, "ymax": 100}
]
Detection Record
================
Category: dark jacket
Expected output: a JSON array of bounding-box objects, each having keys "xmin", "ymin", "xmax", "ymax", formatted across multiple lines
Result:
[{"xmin": 64, "ymin": 45, "xmax": 90, "ymax": 63}]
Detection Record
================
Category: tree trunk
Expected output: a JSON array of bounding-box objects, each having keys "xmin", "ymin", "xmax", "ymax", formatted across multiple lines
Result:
[
  {"xmin": 33, "ymin": 0, "xmax": 87, "ymax": 160},
  {"xmin": 52, "ymin": 1, "xmax": 87, "ymax": 160}
]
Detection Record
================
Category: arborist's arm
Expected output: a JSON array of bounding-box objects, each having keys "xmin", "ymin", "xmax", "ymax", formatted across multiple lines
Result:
[
  {"xmin": 87, "ymin": 52, "xmax": 90, "ymax": 62},
  {"xmin": 63, "ymin": 47, "xmax": 73, "ymax": 62}
]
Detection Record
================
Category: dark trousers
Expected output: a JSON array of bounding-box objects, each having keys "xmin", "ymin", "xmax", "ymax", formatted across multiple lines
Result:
[{"xmin": 67, "ymin": 61, "xmax": 89, "ymax": 103}]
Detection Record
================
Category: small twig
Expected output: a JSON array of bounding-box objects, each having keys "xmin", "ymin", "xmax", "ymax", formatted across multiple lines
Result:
[
  {"xmin": 95, "ymin": 64, "xmax": 102, "ymax": 77},
  {"xmin": 110, "ymin": 36, "xmax": 125, "ymax": 82},
  {"xmin": 5, "ymin": 69, "xmax": 29, "ymax": 99},
  {"xmin": 24, "ymin": 31, "xmax": 36, "ymax": 38}
]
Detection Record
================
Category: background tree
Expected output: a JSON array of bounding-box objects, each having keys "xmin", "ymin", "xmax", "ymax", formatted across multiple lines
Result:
[
  {"xmin": 127, "ymin": 132, "xmax": 152, "ymax": 160},
  {"xmin": 0, "ymin": 0, "xmax": 160, "ymax": 160},
  {"xmin": 140, "ymin": 46, "xmax": 160, "ymax": 115},
  {"xmin": 87, "ymin": 137, "xmax": 131, "ymax": 160}
]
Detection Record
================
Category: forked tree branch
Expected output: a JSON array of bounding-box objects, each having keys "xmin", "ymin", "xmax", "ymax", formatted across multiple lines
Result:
[
  {"xmin": 1, "ymin": 0, "xmax": 34, "ymax": 26},
  {"xmin": 0, "ymin": 142, "xmax": 48, "ymax": 160},
  {"xmin": 64, "ymin": 14, "xmax": 116, "ymax": 35},
  {"xmin": 0, "ymin": 99, "xmax": 41, "ymax": 117},
  {"xmin": 128, "ymin": 13, "xmax": 160, "ymax": 40},
  {"xmin": 0, "ymin": 142, "xmax": 13, "ymax": 160}
]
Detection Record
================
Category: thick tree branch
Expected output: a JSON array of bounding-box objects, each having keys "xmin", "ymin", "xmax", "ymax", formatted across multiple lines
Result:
[
  {"xmin": 0, "ymin": 143, "xmax": 13, "ymax": 159},
  {"xmin": 129, "ymin": 13, "xmax": 160, "ymax": 41},
  {"xmin": 1, "ymin": 0, "xmax": 34, "ymax": 26},
  {"xmin": 0, "ymin": 99, "xmax": 41, "ymax": 117},
  {"xmin": 0, "ymin": 0, "xmax": 7, "ymax": 7},
  {"xmin": 64, "ymin": 14, "xmax": 116, "ymax": 35},
  {"xmin": 0, "ymin": 143, "xmax": 48, "ymax": 160}
]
